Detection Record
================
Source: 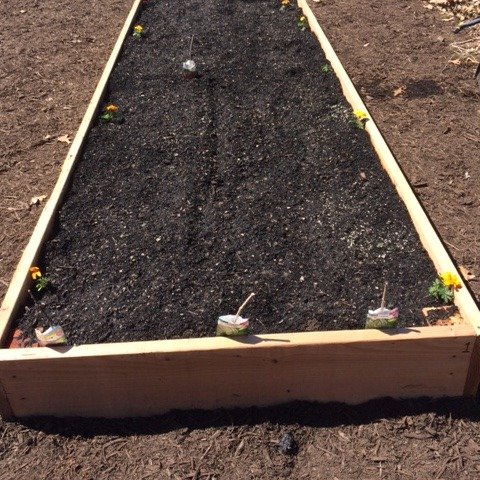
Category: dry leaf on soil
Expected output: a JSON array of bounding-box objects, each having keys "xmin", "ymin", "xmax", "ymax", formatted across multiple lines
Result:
[
  {"xmin": 449, "ymin": 59, "xmax": 461, "ymax": 66},
  {"xmin": 30, "ymin": 195, "xmax": 47, "ymax": 206},
  {"xmin": 393, "ymin": 86, "xmax": 406, "ymax": 97},
  {"xmin": 57, "ymin": 134, "xmax": 72, "ymax": 144},
  {"xmin": 459, "ymin": 265, "xmax": 476, "ymax": 281}
]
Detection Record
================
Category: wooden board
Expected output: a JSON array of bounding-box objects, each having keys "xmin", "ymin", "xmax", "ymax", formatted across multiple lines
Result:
[{"xmin": 0, "ymin": 326, "xmax": 474, "ymax": 417}]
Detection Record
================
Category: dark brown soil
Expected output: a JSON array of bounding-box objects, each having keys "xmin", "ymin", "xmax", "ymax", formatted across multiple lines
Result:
[
  {"xmin": 1, "ymin": 0, "xmax": 480, "ymax": 478},
  {"xmin": 15, "ymin": 0, "xmax": 438, "ymax": 344}
]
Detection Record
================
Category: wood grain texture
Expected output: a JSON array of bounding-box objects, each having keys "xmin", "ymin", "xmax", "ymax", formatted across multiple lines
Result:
[
  {"xmin": 0, "ymin": 0, "xmax": 142, "ymax": 347},
  {"xmin": 299, "ymin": 0, "xmax": 480, "ymax": 335},
  {"xmin": 0, "ymin": 326, "xmax": 474, "ymax": 417},
  {"xmin": 463, "ymin": 335, "xmax": 480, "ymax": 396},
  {"xmin": 0, "ymin": 381, "xmax": 14, "ymax": 421}
]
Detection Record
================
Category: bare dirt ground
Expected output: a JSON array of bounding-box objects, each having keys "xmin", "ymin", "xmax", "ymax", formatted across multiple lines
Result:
[
  {"xmin": 3, "ymin": 398, "xmax": 480, "ymax": 479},
  {"xmin": 1, "ymin": 0, "xmax": 480, "ymax": 478}
]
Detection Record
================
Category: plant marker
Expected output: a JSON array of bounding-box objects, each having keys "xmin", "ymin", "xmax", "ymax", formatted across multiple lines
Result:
[
  {"xmin": 35, "ymin": 326, "xmax": 67, "ymax": 346},
  {"xmin": 182, "ymin": 35, "xmax": 197, "ymax": 78},
  {"xmin": 365, "ymin": 282, "xmax": 399, "ymax": 329},
  {"xmin": 216, "ymin": 293, "xmax": 255, "ymax": 336}
]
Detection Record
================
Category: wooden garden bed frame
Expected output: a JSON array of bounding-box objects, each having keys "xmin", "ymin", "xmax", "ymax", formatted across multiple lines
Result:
[{"xmin": 0, "ymin": 0, "xmax": 479, "ymax": 419}]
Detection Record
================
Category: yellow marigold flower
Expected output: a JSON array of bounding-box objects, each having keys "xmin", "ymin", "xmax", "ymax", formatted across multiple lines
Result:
[
  {"xmin": 353, "ymin": 110, "xmax": 368, "ymax": 121},
  {"xmin": 105, "ymin": 104, "xmax": 118, "ymax": 113},
  {"xmin": 300, "ymin": 15, "xmax": 306, "ymax": 22},
  {"xmin": 440, "ymin": 272, "xmax": 462, "ymax": 290},
  {"xmin": 281, "ymin": 0, "xmax": 290, "ymax": 5},
  {"xmin": 134, "ymin": 24, "xmax": 144, "ymax": 34},
  {"xmin": 30, "ymin": 266, "xmax": 42, "ymax": 280}
]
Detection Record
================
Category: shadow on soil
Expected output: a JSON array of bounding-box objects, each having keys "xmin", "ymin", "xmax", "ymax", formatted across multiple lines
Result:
[{"xmin": 14, "ymin": 396, "xmax": 480, "ymax": 439}]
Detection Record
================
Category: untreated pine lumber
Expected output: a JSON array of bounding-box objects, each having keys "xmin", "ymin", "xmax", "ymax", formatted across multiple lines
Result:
[{"xmin": 0, "ymin": 326, "xmax": 475, "ymax": 417}]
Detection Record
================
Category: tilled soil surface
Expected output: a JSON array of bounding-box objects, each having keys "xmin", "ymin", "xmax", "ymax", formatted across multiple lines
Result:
[
  {"xmin": 16, "ymin": 0, "xmax": 438, "ymax": 344},
  {"xmin": 1, "ymin": 0, "xmax": 480, "ymax": 479}
]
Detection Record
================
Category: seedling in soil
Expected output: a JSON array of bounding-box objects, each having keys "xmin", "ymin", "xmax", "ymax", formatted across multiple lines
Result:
[
  {"xmin": 133, "ymin": 24, "xmax": 145, "ymax": 38},
  {"xmin": 216, "ymin": 293, "xmax": 255, "ymax": 336},
  {"xmin": 298, "ymin": 15, "xmax": 308, "ymax": 31},
  {"xmin": 100, "ymin": 103, "xmax": 119, "ymax": 123},
  {"xmin": 352, "ymin": 109, "xmax": 369, "ymax": 129},
  {"xmin": 25, "ymin": 285, "xmax": 67, "ymax": 347},
  {"xmin": 29, "ymin": 266, "xmax": 49, "ymax": 293},
  {"xmin": 321, "ymin": 64, "xmax": 331, "ymax": 74},
  {"xmin": 26, "ymin": 289, "xmax": 52, "ymax": 328},
  {"xmin": 182, "ymin": 35, "xmax": 198, "ymax": 79},
  {"xmin": 429, "ymin": 272, "xmax": 461, "ymax": 304},
  {"xmin": 279, "ymin": 0, "xmax": 291, "ymax": 12},
  {"xmin": 26, "ymin": 267, "xmax": 67, "ymax": 345},
  {"xmin": 365, "ymin": 282, "xmax": 399, "ymax": 329}
]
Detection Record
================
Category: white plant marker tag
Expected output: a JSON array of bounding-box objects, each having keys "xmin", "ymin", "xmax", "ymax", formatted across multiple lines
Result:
[
  {"xmin": 365, "ymin": 282, "xmax": 399, "ymax": 329},
  {"xmin": 217, "ymin": 293, "xmax": 255, "ymax": 337},
  {"xmin": 182, "ymin": 59, "xmax": 196, "ymax": 73},
  {"xmin": 35, "ymin": 326, "xmax": 67, "ymax": 346},
  {"xmin": 182, "ymin": 35, "xmax": 197, "ymax": 77}
]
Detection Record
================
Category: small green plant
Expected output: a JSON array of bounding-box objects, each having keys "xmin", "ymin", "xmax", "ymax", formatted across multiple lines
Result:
[
  {"xmin": 321, "ymin": 64, "xmax": 331, "ymax": 74},
  {"xmin": 133, "ymin": 24, "xmax": 145, "ymax": 38},
  {"xmin": 298, "ymin": 15, "xmax": 308, "ymax": 31},
  {"xmin": 100, "ymin": 104, "xmax": 119, "ymax": 123},
  {"xmin": 351, "ymin": 109, "xmax": 369, "ymax": 129},
  {"xmin": 429, "ymin": 279, "xmax": 453, "ymax": 304},
  {"xmin": 429, "ymin": 272, "xmax": 462, "ymax": 304},
  {"xmin": 30, "ymin": 266, "xmax": 49, "ymax": 293}
]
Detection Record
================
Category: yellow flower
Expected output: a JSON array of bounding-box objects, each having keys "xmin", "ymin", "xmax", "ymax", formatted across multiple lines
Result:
[
  {"xmin": 353, "ymin": 110, "xmax": 368, "ymax": 121},
  {"xmin": 300, "ymin": 15, "xmax": 306, "ymax": 22},
  {"xmin": 134, "ymin": 25, "xmax": 144, "ymax": 34},
  {"xmin": 440, "ymin": 272, "xmax": 462, "ymax": 290},
  {"xmin": 281, "ymin": 0, "xmax": 290, "ymax": 5},
  {"xmin": 30, "ymin": 266, "xmax": 42, "ymax": 280},
  {"xmin": 105, "ymin": 104, "xmax": 118, "ymax": 113}
]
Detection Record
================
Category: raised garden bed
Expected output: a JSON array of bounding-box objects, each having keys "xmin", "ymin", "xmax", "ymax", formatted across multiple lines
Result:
[
  {"xmin": 0, "ymin": 0, "xmax": 479, "ymax": 418},
  {"xmin": 14, "ymin": 0, "xmax": 443, "ymax": 342}
]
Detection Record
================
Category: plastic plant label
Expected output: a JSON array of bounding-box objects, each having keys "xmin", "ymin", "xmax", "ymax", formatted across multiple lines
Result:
[
  {"xmin": 365, "ymin": 307, "xmax": 399, "ymax": 329},
  {"xmin": 182, "ymin": 59, "xmax": 196, "ymax": 72},
  {"xmin": 216, "ymin": 315, "xmax": 249, "ymax": 336},
  {"xmin": 35, "ymin": 326, "xmax": 67, "ymax": 346},
  {"xmin": 183, "ymin": 36, "xmax": 196, "ymax": 77}
]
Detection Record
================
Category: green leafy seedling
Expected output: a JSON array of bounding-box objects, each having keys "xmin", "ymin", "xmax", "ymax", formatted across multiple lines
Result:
[
  {"xmin": 429, "ymin": 278, "xmax": 453, "ymax": 304},
  {"xmin": 321, "ymin": 64, "xmax": 331, "ymax": 74},
  {"xmin": 35, "ymin": 276, "xmax": 49, "ymax": 292}
]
